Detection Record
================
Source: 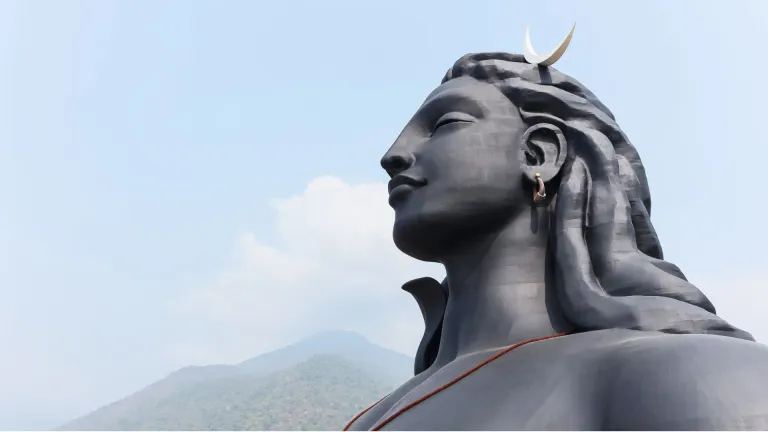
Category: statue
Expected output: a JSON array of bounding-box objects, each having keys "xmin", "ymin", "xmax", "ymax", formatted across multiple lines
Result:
[{"xmin": 344, "ymin": 26, "xmax": 768, "ymax": 430}]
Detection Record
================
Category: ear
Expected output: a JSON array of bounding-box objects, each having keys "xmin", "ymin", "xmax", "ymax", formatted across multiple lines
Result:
[{"xmin": 519, "ymin": 123, "xmax": 568, "ymax": 183}]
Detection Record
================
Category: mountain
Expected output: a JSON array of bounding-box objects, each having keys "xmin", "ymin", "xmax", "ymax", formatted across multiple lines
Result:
[
  {"xmin": 239, "ymin": 330, "xmax": 412, "ymax": 383},
  {"xmin": 58, "ymin": 331, "xmax": 413, "ymax": 431}
]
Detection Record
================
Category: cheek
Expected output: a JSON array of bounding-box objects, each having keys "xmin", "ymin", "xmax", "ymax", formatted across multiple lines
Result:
[
  {"xmin": 434, "ymin": 148, "xmax": 520, "ymax": 192},
  {"xmin": 420, "ymin": 127, "xmax": 524, "ymax": 204},
  {"xmin": 425, "ymin": 159, "xmax": 522, "ymax": 214}
]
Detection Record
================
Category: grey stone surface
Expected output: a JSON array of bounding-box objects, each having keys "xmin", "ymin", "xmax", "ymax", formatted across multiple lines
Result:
[{"xmin": 346, "ymin": 53, "xmax": 768, "ymax": 430}]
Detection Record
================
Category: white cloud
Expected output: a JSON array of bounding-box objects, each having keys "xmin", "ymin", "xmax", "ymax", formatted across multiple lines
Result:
[{"xmin": 173, "ymin": 176, "xmax": 444, "ymax": 365}]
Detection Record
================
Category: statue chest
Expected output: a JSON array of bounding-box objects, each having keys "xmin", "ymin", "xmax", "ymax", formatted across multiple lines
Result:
[
  {"xmin": 375, "ymin": 371, "xmax": 601, "ymax": 430},
  {"xmin": 350, "ymin": 332, "xmax": 615, "ymax": 430},
  {"xmin": 348, "ymin": 330, "xmax": 768, "ymax": 430}
]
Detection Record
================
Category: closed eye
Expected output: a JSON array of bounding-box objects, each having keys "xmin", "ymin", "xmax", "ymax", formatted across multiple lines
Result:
[{"xmin": 433, "ymin": 112, "xmax": 475, "ymax": 133}]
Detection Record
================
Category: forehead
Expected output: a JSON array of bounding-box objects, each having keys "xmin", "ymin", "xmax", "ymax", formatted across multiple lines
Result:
[{"xmin": 418, "ymin": 76, "xmax": 514, "ymax": 115}]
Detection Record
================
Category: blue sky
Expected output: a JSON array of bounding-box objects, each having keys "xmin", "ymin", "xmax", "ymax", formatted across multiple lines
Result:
[{"xmin": 2, "ymin": 0, "xmax": 767, "ymax": 429}]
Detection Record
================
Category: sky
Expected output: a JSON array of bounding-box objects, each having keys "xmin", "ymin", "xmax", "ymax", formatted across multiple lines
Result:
[{"xmin": 1, "ymin": 0, "xmax": 767, "ymax": 429}]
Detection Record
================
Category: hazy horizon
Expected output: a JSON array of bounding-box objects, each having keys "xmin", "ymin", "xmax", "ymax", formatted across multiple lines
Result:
[{"xmin": 3, "ymin": 0, "xmax": 768, "ymax": 429}]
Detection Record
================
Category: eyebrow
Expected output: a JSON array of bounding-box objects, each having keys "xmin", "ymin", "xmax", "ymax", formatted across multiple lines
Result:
[{"xmin": 418, "ymin": 91, "xmax": 484, "ymax": 118}]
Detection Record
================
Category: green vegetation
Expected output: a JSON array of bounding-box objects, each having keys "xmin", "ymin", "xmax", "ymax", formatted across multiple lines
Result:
[{"xmin": 58, "ymin": 332, "xmax": 411, "ymax": 431}]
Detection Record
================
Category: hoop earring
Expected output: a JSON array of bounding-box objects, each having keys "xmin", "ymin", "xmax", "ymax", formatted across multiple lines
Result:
[{"xmin": 533, "ymin": 173, "xmax": 546, "ymax": 202}]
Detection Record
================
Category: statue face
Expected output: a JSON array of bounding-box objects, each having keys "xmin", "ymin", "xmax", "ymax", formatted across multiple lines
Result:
[{"xmin": 381, "ymin": 76, "xmax": 529, "ymax": 262}]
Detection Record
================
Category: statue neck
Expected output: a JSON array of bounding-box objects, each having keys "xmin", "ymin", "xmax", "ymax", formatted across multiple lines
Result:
[{"xmin": 435, "ymin": 205, "xmax": 572, "ymax": 365}]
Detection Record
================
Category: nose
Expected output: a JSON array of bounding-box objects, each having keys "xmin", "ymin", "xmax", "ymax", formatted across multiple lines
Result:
[{"xmin": 380, "ymin": 150, "xmax": 415, "ymax": 178}]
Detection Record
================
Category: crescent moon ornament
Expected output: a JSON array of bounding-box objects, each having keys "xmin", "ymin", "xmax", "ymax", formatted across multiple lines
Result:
[{"xmin": 524, "ymin": 23, "xmax": 576, "ymax": 67}]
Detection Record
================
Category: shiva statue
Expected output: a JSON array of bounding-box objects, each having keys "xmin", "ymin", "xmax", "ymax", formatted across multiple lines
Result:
[{"xmin": 344, "ymin": 25, "xmax": 768, "ymax": 431}]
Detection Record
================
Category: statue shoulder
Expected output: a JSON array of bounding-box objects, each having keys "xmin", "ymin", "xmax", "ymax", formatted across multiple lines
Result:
[{"xmin": 602, "ymin": 333, "xmax": 768, "ymax": 430}]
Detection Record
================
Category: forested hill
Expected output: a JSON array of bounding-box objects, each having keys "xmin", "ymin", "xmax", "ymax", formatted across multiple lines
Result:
[{"xmin": 59, "ymin": 331, "xmax": 412, "ymax": 431}]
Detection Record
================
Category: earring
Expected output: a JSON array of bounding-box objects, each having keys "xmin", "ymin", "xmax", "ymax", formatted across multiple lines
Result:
[{"xmin": 533, "ymin": 173, "xmax": 547, "ymax": 202}]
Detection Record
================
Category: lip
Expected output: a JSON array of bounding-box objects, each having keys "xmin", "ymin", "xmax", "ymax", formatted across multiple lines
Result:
[
  {"xmin": 388, "ymin": 175, "xmax": 426, "ymax": 193},
  {"xmin": 387, "ymin": 175, "xmax": 426, "ymax": 207}
]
